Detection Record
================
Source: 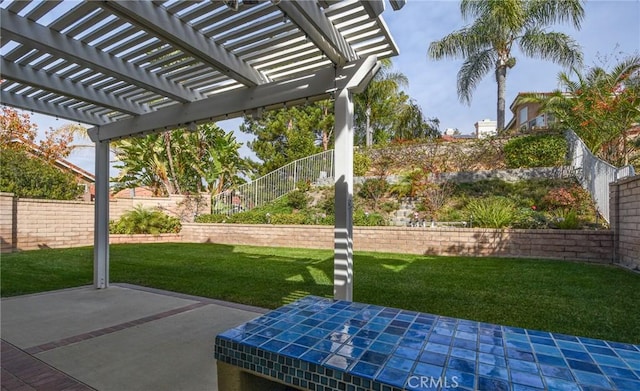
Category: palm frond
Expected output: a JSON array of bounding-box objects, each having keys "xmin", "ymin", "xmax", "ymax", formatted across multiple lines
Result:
[
  {"xmin": 461, "ymin": 0, "xmax": 524, "ymax": 28},
  {"xmin": 526, "ymin": 0, "xmax": 585, "ymax": 29},
  {"xmin": 457, "ymin": 49, "xmax": 495, "ymax": 104},
  {"xmin": 610, "ymin": 55, "xmax": 640, "ymax": 84},
  {"xmin": 519, "ymin": 29, "xmax": 582, "ymax": 68},
  {"xmin": 428, "ymin": 28, "xmax": 480, "ymax": 60},
  {"xmin": 557, "ymin": 69, "xmax": 578, "ymax": 92}
]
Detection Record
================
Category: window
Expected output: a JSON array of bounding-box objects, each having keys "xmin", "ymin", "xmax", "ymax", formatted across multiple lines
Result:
[{"xmin": 519, "ymin": 107, "xmax": 528, "ymax": 126}]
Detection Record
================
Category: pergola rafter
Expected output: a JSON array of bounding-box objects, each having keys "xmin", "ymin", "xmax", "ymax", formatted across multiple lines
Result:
[
  {"xmin": 1, "ymin": 59, "xmax": 150, "ymax": 116},
  {"xmin": 99, "ymin": 1, "xmax": 266, "ymax": 87},
  {"xmin": 0, "ymin": 0, "xmax": 405, "ymax": 301},
  {"xmin": 0, "ymin": 90, "xmax": 112, "ymax": 125},
  {"xmin": 0, "ymin": 9, "xmax": 201, "ymax": 103}
]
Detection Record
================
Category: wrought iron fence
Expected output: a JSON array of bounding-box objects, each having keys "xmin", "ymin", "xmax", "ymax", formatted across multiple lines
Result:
[
  {"xmin": 565, "ymin": 130, "xmax": 635, "ymax": 223},
  {"xmin": 212, "ymin": 149, "xmax": 334, "ymax": 214}
]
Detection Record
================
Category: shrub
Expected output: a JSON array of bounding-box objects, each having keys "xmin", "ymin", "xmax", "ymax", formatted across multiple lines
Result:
[
  {"xmin": 295, "ymin": 180, "xmax": 311, "ymax": 192},
  {"xmin": 466, "ymin": 197, "xmax": 516, "ymax": 228},
  {"xmin": 512, "ymin": 207, "xmax": 549, "ymax": 229},
  {"xmin": 270, "ymin": 213, "xmax": 308, "ymax": 225},
  {"xmin": 110, "ymin": 206, "xmax": 181, "ymax": 234},
  {"xmin": 320, "ymin": 191, "xmax": 335, "ymax": 215},
  {"xmin": 354, "ymin": 151, "xmax": 372, "ymax": 176},
  {"xmin": 381, "ymin": 201, "xmax": 399, "ymax": 213},
  {"xmin": 287, "ymin": 190, "xmax": 308, "ymax": 210},
  {"xmin": 358, "ymin": 178, "xmax": 388, "ymax": 202},
  {"xmin": 195, "ymin": 214, "xmax": 227, "ymax": 223},
  {"xmin": 0, "ymin": 148, "xmax": 83, "ymax": 200},
  {"xmin": 314, "ymin": 213, "xmax": 335, "ymax": 225},
  {"xmin": 543, "ymin": 187, "xmax": 577, "ymax": 209},
  {"xmin": 227, "ymin": 210, "xmax": 269, "ymax": 224},
  {"xmin": 421, "ymin": 182, "xmax": 453, "ymax": 219},
  {"xmin": 389, "ymin": 168, "xmax": 425, "ymax": 198},
  {"xmin": 504, "ymin": 134, "xmax": 567, "ymax": 168},
  {"xmin": 353, "ymin": 209, "xmax": 387, "ymax": 226},
  {"xmin": 552, "ymin": 209, "xmax": 581, "ymax": 229}
]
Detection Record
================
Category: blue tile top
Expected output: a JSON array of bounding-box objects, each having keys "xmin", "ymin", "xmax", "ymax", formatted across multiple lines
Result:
[{"xmin": 215, "ymin": 296, "xmax": 640, "ymax": 390}]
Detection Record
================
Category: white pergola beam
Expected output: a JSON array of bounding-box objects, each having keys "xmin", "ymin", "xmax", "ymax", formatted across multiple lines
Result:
[
  {"xmin": 89, "ymin": 58, "xmax": 378, "ymax": 142},
  {"xmin": 389, "ymin": 0, "xmax": 407, "ymax": 11},
  {"xmin": 0, "ymin": 9, "xmax": 200, "ymax": 103},
  {"xmin": 100, "ymin": 1, "xmax": 265, "ymax": 87},
  {"xmin": 0, "ymin": 90, "xmax": 110, "ymax": 126},
  {"xmin": 277, "ymin": 0, "xmax": 357, "ymax": 66},
  {"xmin": 360, "ymin": 0, "xmax": 385, "ymax": 18},
  {"xmin": 1, "ymin": 59, "xmax": 149, "ymax": 116}
]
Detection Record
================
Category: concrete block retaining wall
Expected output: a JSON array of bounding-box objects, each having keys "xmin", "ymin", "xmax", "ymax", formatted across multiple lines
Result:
[
  {"xmin": 610, "ymin": 175, "xmax": 640, "ymax": 270},
  {"xmin": 0, "ymin": 190, "xmax": 631, "ymax": 265},
  {"xmin": 0, "ymin": 193, "xmax": 192, "ymax": 251},
  {"xmin": 180, "ymin": 223, "xmax": 613, "ymax": 263}
]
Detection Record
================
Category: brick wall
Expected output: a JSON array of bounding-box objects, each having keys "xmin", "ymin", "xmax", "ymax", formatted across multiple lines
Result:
[
  {"xmin": 13, "ymin": 198, "xmax": 95, "ymax": 250},
  {"xmin": 110, "ymin": 194, "xmax": 210, "ymax": 222},
  {"xmin": 110, "ymin": 234, "xmax": 182, "ymax": 244},
  {"xmin": 0, "ymin": 193, "xmax": 196, "ymax": 251},
  {"xmin": 610, "ymin": 175, "xmax": 640, "ymax": 270},
  {"xmin": 181, "ymin": 223, "xmax": 613, "ymax": 263},
  {"xmin": 0, "ymin": 193, "xmax": 619, "ymax": 263},
  {"xmin": 0, "ymin": 193, "xmax": 15, "ymax": 252}
]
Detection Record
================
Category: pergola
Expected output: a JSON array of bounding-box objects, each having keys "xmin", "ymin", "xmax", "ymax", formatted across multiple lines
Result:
[{"xmin": 0, "ymin": 0, "xmax": 404, "ymax": 301}]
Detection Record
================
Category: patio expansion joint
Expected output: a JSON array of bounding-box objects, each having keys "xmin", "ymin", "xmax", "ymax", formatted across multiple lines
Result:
[{"xmin": 23, "ymin": 302, "xmax": 209, "ymax": 355}]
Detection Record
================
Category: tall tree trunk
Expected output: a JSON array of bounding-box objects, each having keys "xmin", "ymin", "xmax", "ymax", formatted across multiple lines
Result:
[
  {"xmin": 322, "ymin": 104, "xmax": 329, "ymax": 151},
  {"xmin": 164, "ymin": 132, "xmax": 180, "ymax": 194},
  {"xmin": 495, "ymin": 65, "xmax": 507, "ymax": 132},
  {"xmin": 365, "ymin": 105, "xmax": 372, "ymax": 147}
]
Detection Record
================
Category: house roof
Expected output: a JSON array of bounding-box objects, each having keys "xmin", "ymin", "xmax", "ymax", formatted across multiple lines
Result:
[
  {"xmin": 11, "ymin": 138, "xmax": 95, "ymax": 183},
  {"xmin": 508, "ymin": 92, "xmax": 554, "ymax": 112},
  {"xmin": 1, "ymin": 0, "xmax": 404, "ymax": 142}
]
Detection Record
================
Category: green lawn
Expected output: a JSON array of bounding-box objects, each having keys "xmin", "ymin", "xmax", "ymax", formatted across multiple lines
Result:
[{"xmin": 2, "ymin": 243, "xmax": 639, "ymax": 344}]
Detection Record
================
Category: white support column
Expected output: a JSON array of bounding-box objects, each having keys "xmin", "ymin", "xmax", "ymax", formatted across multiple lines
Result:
[
  {"xmin": 94, "ymin": 140, "xmax": 110, "ymax": 289},
  {"xmin": 334, "ymin": 88, "xmax": 354, "ymax": 301}
]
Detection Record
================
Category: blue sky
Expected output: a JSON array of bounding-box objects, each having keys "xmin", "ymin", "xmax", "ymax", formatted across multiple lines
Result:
[{"xmin": 29, "ymin": 0, "xmax": 640, "ymax": 173}]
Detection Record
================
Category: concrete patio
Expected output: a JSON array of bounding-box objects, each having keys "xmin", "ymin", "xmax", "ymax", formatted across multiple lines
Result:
[{"xmin": 0, "ymin": 284, "xmax": 266, "ymax": 391}]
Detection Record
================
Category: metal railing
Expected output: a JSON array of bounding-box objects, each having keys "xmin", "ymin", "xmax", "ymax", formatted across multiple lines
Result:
[
  {"xmin": 565, "ymin": 130, "xmax": 635, "ymax": 223},
  {"xmin": 212, "ymin": 149, "xmax": 334, "ymax": 214}
]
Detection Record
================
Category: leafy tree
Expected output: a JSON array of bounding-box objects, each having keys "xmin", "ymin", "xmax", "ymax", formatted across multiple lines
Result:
[
  {"xmin": 241, "ymin": 102, "xmax": 332, "ymax": 175},
  {"xmin": 0, "ymin": 108, "xmax": 87, "ymax": 200},
  {"xmin": 520, "ymin": 55, "xmax": 640, "ymax": 166},
  {"xmin": 393, "ymin": 100, "xmax": 440, "ymax": 141},
  {"xmin": 0, "ymin": 148, "xmax": 83, "ymax": 200},
  {"xmin": 354, "ymin": 59, "xmax": 408, "ymax": 146},
  {"xmin": 112, "ymin": 123, "xmax": 252, "ymax": 196},
  {"xmin": 354, "ymin": 60, "xmax": 439, "ymax": 145},
  {"xmin": 0, "ymin": 107, "xmax": 75, "ymax": 161},
  {"xmin": 0, "ymin": 107, "xmax": 38, "ymax": 147},
  {"xmin": 428, "ymin": 0, "xmax": 584, "ymax": 131}
]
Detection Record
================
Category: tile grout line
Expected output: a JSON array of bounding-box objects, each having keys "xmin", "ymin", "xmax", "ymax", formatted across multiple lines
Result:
[{"xmin": 23, "ymin": 302, "xmax": 209, "ymax": 355}]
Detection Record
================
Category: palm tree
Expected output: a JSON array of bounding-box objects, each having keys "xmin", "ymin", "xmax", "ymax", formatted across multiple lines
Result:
[
  {"xmin": 354, "ymin": 58, "xmax": 408, "ymax": 146},
  {"xmin": 428, "ymin": 0, "xmax": 584, "ymax": 132},
  {"xmin": 519, "ymin": 55, "xmax": 640, "ymax": 166}
]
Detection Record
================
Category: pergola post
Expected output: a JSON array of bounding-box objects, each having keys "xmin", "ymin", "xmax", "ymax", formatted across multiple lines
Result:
[
  {"xmin": 94, "ymin": 140, "xmax": 110, "ymax": 289},
  {"xmin": 333, "ymin": 87, "xmax": 354, "ymax": 301}
]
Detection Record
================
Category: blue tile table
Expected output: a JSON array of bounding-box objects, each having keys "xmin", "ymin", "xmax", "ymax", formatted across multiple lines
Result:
[{"xmin": 215, "ymin": 296, "xmax": 640, "ymax": 390}]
